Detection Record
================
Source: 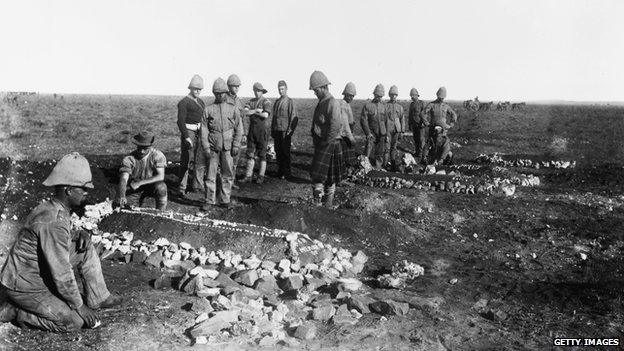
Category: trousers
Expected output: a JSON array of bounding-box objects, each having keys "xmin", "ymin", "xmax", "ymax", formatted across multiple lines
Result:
[
  {"xmin": 126, "ymin": 181, "xmax": 168, "ymax": 210},
  {"xmin": 273, "ymin": 131, "xmax": 292, "ymax": 177},
  {"xmin": 205, "ymin": 149, "xmax": 234, "ymax": 205},
  {"xmin": 178, "ymin": 130, "xmax": 200, "ymax": 191}
]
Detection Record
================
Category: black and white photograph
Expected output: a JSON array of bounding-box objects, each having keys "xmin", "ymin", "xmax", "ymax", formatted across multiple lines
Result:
[{"xmin": 0, "ymin": 0, "xmax": 622, "ymax": 350}]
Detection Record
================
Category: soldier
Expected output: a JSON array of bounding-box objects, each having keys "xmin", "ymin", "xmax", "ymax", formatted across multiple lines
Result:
[
  {"xmin": 176, "ymin": 75, "xmax": 205, "ymax": 195},
  {"xmin": 116, "ymin": 131, "xmax": 168, "ymax": 210},
  {"xmin": 339, "ymin": 82, "xmax": 357, "ymax": 170},
  {"xmin": 226, "ymin": 74, "xmax": 244, "ymax": 188},
  {"xmin": 309, "ymin": 71, "xmax": 344, "ymax": 208},
  {"xmin": 407, "ymin": 88, "xmax": 427, "ymax": 162},
  {"xmin": 0, "ymin": 153, "xmax": 122, "ymax": 332},
  {"xmin": 422, "ymin": 87, "xmax": 458, "ymax": 164},
  {"xmin": 385, "ymin": 85, "xmax": 406, "ymax": 170},
  {"xmin": 429, "ymin": 126, "xmax": 453, "ymax": 165},
  {"xmin": 271, "ymin": 80, "xmax": 298, "ymax": 179},
  {"xmin": 199, "ymin": 78, "xmax": 243, "ymax": 210},
  {"xmin": 241, "ymin": 82, "xmax": 272, "ymax": 184},
  {"xmin": 360, "ymin": 84, "xmax": 388, "ymax": 170}
]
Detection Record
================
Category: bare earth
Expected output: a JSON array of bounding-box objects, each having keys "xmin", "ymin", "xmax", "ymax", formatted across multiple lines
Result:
[{"xmin": 0, "ymin": 94, "xmax": 623, "ymax": 350}]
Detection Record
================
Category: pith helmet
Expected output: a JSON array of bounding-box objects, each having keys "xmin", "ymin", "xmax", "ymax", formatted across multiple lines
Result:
[
  {"xmin": 309, "ymin": 71, "xmax": 331, "ymax": 90},
  {"xmin": 253, "ymin": 82, "xmax": 268, "ymax": 93},
  {"xmin": 43, "ymin": 152, "xmax": 94, "ymax": 188},
  {"xmin": 188, "ymin": 75, "xmax": 204, "ymax": 90},
  {"xmin": 212, "ymin": 78, "xmax": 228, "ymax": 93},
  {"xmin": 227, "ymin": 74, "xmax": 241, "ymax": 87},
  {"xmin": 436, "ymin": 87, "xmax": 447, "ymax": 99},
  {"xmin": 132, "ymin": 131, "xmax": 155, "ymax": 146},
  {"xmin": 410, "ymin": 88, "xmax": 419, "ymax": 97},
  {"xmin": 373, "ymin": 84, "xmax": 385, "ymax": 97},
  {"xmin": 342, "ymin": 82, "xmax": 356, "ymax": 96},
  {"xmin": 389, "ymin": 85, "xmax": 399, "ymax": 96}
]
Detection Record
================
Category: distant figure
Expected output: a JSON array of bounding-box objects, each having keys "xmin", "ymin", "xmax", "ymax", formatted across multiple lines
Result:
[
  {"xmin": 360, "ymin": 84, "xmax": 388, "ymax": 170},
  {"xmin": 199, "ymin": 78, "xmax": 243, "ymax": 210},
  {"xmin": 309, "ymin": 71, "xmax": 344, "ymax": 208},
  {"xmin": 385, "ymin": 85, "xmax": 406, "ymax": 170},
  {"xmin": 176, "ymin": 75, "xmax": 205, "ymax": 196},
  {"xmin": 407, "ymin": 88, "xmax": 427, "ymax": 163},
  {"xmin": 0, "ymin": 153, "xmax": 122, "ymax": 332},
  {"xmin": 116, "ymin": 131, "xmax": 168, "ymax": 210},
  {"xmin": 422, "ymin": 87, "xmax": 458, "ymax": 164},
  {"xmin": 241, "ymin": 83, "xmax": 272, "ymax": 184},
  {"xmin": 339, "ymin": 82, "xmax": 357, "ymax": 171},
  {"xmin": 226, "ymin": 74, "xmax": 244, "ymax": 188},
  {"xmin": 271, "ymin": 80, "xmax": 298, "ymax": 180}
]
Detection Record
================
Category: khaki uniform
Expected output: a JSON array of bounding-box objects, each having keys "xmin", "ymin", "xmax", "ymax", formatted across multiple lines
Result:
[
  {"xmin": 120, "ymin": 148, "xmax": 168, "ymax": 209},
  {"xmin": 200, "ymin": 99, "xmax": 243, "ymax": 205},
  {"xmin": 0, "ymin": 200, "xmax": 110, "ymax": 332},
  {"xmin": 385, "ymin": 101, "xmax": 406, "ymax": 167},
  {"xmin": 421, "ymin": 100, "xmax": 457, "ymax": 163},
  {"xmin": 227, "ymin": 93, "xmax": 244, "ymax": 176},
  {"xmin": 359, "ymin": 99, "xmax": 387, "ymax": 169},
  {"xmin": 408, "ymin": 99, "xmax": 427, "ymax": 161}
]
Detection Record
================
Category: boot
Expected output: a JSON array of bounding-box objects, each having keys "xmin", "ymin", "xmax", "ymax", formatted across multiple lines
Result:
[
  {"xmin": 312, "ymin": 183, "xmax": 324, "ymax": 206},
  {"xmin": 241, "ymin": 159, "xmax": 255, "ymax": 183},
  {"xmin": 323, "ymin": 183, "xmax": 336, "ymax": 208}
]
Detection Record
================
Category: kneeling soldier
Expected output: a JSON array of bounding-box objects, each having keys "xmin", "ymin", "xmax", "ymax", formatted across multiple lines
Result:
[
  {"xmin": 199, "ymin": 78, "xmax": 243, "ymax": 210},
  {"xmin": 117, "ymin": 131, "xmax": 168, "ymax": 210}
]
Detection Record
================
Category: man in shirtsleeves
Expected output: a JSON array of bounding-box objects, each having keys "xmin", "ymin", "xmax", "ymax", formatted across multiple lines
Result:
[
  {"xmin": 241, "ymin": 82, "xmax": 272, "ymax": 184},
  {"xmin": 271, "ymin": 80, "xmax": 298, "ymax": 179}
]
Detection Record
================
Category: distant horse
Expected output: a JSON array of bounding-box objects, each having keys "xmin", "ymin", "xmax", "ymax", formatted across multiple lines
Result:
[
  {"xmin": 478, "ymin": 102, "xmax": 493, "ymax": 111},
  {"xmin": 511, "ymin": 102, "xmax": 526, "ymax": 110}
]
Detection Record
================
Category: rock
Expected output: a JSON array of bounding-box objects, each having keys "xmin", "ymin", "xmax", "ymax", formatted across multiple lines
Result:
[
  {"xmin": 181, "ymin": 275, "xmax": 203, "ymax": 295},
  {"xmin": 194, "ymin": 336, "xmax": 208, "ymax": 345},
  {"xmin": 153, "ymin": 274, "xmax": 171, "ymax": 289},
  {"xmin": 212, "ymin": 295, "xmax": 232, "ymax": 310},
  {"xmin": 243, "ymin": 254, "xmax": 262, "ymax": 269},
  {"xmin": 347, "ymin": 295, "xmax": 374, "ymax": 314},
  {"xmin": 332, "ymin": 314, "xmax": 358, "ymax": 326},
  {"xmin": 232, "ymin": 269, "xmax": 258, "ymax": 287},
  {"xmin": 190, "ymin": 310, "xmax": 239, "ymax": 337},
  {"xmin": 191, "ymin": 299, "xmax": 214, "ymax": 314},
  {"xmin": 278, "ymin": 259, "xmax": 291, "ymax": 272},
  {"xmin": 240, "ymin": 286, "xmax": 261, "ymax": 300},
  {"xmin": 370, "ymin": 300, "xmax": 409, "ymax": 316},
  {"xmin": 196, "ymin": 287, "xmax": 221, "ymax": 298},
  {"xmin": 144, "ymin": 251, "xmax": 164, "ymax": 268},
  {"xmin": 202, "ymin": 278, "xmax": 220, "ymax": 288},
  {"xmin": 261, "ymin": 260, "xmax": 276, "ymax": 270},
  {"xmin": 294, "ymin": 322, "xmax": 317, "ymax": 340},
  {"xmin": 312, "ymin": 305, "xmax": 336, "ymax": 321},
  {"xmin": 254, "ymin": 276, "xmax": 280, "ymax": 296},
  {"xmin": 131, "ymin": 251, "xmax": 147, "ymax": 263},
  {"xmin": 280, "ymin": 274, "xmax": 304, "ymax": 291},
  {"xmin": 257, "ymin": 335, "xmax": 275, "ymax": 346},
  {"xmin": 215, "ymin": 273, "xmax": 242, "ymax": 292},
  {"xmin": 304, "ymin": 276, "xmax": 326, "ymax": 292},
  {"xmin": 336, "ymin": 278, "xmax": 362, "ymax": 292},
  {"xmin": 228, "ymin": 320, "xmax": 254, "ymax": 336},
  {"xmin": 228, "ymin": 290, "xmax": 248, "ymax": 305}
]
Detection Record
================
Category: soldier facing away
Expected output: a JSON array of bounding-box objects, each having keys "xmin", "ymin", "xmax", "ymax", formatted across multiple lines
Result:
[
  {"xmin": 241, "ymin": 83, "xmax": 272, "ymax": 184},
  {"xmin": 176, "ymin": 75, "xmax": 205, "ymax": 195},
  {"xmin": 385, "ymin": 85, "xmax": 406, "ymax": 170},
  {"xmin": 116, "ymin": 131, "xmax": 168, "ymax": 210},
  {"xmin": 271, "ymin": 80, "xmax": 298, "ymax": 179},
  {"xmin": 0, "ymin": 153, "xmax": 122, "ymax": 332},
  {"xmin": 199, "ymin": 78, "xmax": 244, "ymax": 210},
  {"xmin": 360, "ymin": 84, "xmax": 388, "ymax": 170}
]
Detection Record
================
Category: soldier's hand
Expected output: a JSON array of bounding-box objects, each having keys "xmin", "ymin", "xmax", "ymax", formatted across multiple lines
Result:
[
  {"xmin": 185, "ymin": 137, "xmax": 193, "ymax": 147},
  {"xmin": 118, "ymin": 197, "xmax": 127, "ymax": 208},
  {"xmin": 77, "ymin": 230, "xmax": 91, "ymax": 253},
  {"xmin": 231, "ymin": 147, "xmax": 239, "ymax": 157},
  {"xmin": 76, "ymin": 305, "xmax": 99, "ymax": 328},
  {"xmin": 129, "ymin": 181, "xmax": 140, "ymax": 191}
]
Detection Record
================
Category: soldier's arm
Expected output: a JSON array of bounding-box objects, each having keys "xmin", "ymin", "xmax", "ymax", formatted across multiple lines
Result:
[
  {"xmin": 448, "ymin": 105, "xmax": 458, "ymax": 125},
  {"xmin": 233, "ymin": 108, "xmax": 243, "ymax": 149},
  {"xmin": 40, "ymin": 222, "xmax": 84, "ymax": 310},
  {"xmin": 257, "ymin": 100, "xmax": 271, "ymax": 119},
  {"xmin": 118, "ymin": 157, "xmax": 133, "ymax": 203},
  {"xmin": 327, "ymin": 99, "xmax": 343, "ymax": 141},
  {"xmin": 288, "ymin": 99, "xmax": 298, "ymax": 135},
  {"xmin": 420, "ymin": 102, "xmax": 431, "ymax": 126},
  {"xmin": 400, "ymin": 106, "xmax": 407, "ymax": 132},
  {"xmin": 177, "ymin": 100, "xmax": 189, "ymax": 139},
  {"xmin": 134, "ymin": 152, "xmax": 167, "ymax": 188},
  {"xmin": 360, "ymin": 105, "xmax": 371, "ymax": 136}
]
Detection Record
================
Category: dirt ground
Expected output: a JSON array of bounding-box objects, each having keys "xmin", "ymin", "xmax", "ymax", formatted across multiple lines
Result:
[{"xmin": 0, "ymin": 94, "xmax": 623, "ymax": 350}]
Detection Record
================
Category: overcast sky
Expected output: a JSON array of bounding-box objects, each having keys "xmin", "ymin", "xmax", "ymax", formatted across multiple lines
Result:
[{"xmin": 0, "ymin": 0, "xmax": 622, "ymax": 101}]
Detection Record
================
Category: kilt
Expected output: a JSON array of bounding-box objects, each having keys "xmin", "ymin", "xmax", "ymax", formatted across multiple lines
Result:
[
  {"xmin": 310, "ymin": 139, "xmax": 344, "ymax": 184},
  {"xmin": 340, "ymin": 137, "xmax": 357, "ymax": 167}
]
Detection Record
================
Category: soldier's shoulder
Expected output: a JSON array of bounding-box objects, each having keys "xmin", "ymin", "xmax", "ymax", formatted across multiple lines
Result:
[{"xmin": 31, "ymin": 200, "xmax": 70, "ymax": 226}]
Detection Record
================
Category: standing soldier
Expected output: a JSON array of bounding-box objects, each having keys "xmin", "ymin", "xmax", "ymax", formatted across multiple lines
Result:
[
  {"xmin": 309, "ymin": 71, "xmax": 344, "ymax": 208},
  {"xmin": 226, "ymin": 74, "xmax": 244, "ymax": 188},
  {"xmin": 339, "ymin": 82, "xmax": 357, "ymax": 170},
  {"xmin": 241, "ymin": 83, "xmax": 272, "ymax": 184},
  {"xmin": 0, "ymin": 153, "xmax": 122, "ymax": 332},
  {"xmin": 176, "ymin": 75, "xmax": 205, "ymax": 196},
  {"xmin": 116, "ymin": 131, "xmax": 168, "ymax": 210},
  {"xmin": 199, "ymin": 78, "xmax": 243, "ymax": 210},
  {"xmin": 385, "ymin": 85, "xmax": 406, "ymax": 170},
  {"xmin": 407, "ymin": 88, "xmax": 427, "ymax": 163},
  {"xmin": 271, "ymin": 80, "xmax": 298, "ymax": 180},
  {"xmin": 422, "ymin": 87, "xmax": 458, "ymax": 164},
  {"xmin": 360, "ymin": 84, "xmax": 387, "ymax": 170}
]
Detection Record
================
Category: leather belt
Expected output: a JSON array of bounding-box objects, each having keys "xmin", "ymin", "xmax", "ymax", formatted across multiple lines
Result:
[{"xmin": 185, "ymin": 123, "xmax": 201, "ymax": 131}]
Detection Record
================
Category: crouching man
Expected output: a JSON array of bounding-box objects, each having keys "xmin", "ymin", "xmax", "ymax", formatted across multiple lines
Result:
[
  {"xmin": 199, "ymin": 78, "xmax": 243, "ymax": 210},
  {"xmin": 117, "ymin": 131, "xmax": 168, "ymax": 210},
  {"xmin": 428, "ymin": 126, "xmax": 453, "ymax": 165},
  {"xmin": 0, "ymin": 153, "xmax": 122, "ymax": 332}
]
